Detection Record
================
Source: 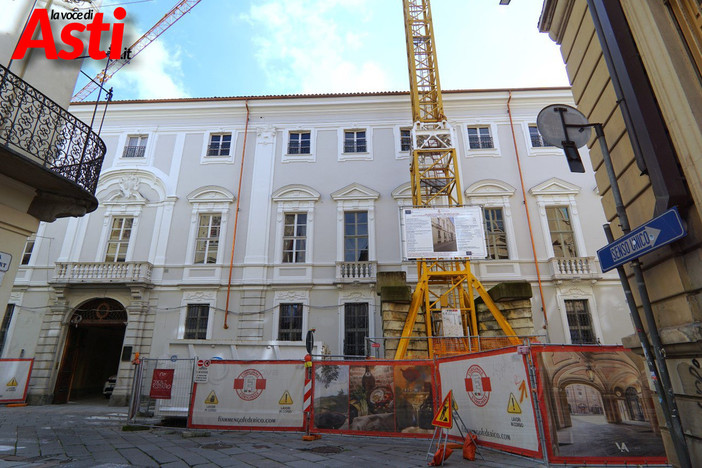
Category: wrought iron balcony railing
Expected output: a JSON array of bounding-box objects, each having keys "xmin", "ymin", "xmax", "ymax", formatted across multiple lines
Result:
[
  {"xmin": 52, "ymin": 261, "xmax": 153, "ymax": 284},
  {"xmin": 122, "ymin": 145, "xmax": 146, "ymax": 158},
  {"xmin": 0, "ymin": 64, "xmax": 105, "ymax": 194}
]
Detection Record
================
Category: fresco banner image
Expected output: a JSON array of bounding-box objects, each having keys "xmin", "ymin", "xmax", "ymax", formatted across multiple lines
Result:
[
  {"xmin": 313, "ymin": 361, "xmax": 435, "ymax": 436},
  {"xmin": 532, "ymin": 345, "xmax": 667, "ymax": 464}
]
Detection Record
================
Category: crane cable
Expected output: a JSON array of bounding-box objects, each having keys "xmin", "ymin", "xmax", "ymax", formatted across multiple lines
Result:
[
  {"xmin": 223, "ymin": 100, "xmax": 249, "ymax": 330},
  {"xmin": 507, "ymin": 90, "xmax": 549, "ymax": 329}
]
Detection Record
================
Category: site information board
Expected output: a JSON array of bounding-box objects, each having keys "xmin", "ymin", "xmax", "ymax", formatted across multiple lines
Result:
[
  {"xmin": 402, "ymin": 206, "xmax": 487, "ymax": 260},
  {"xmin": 597, "ymin": 207, "xmax": 686, "ymax": 272}
]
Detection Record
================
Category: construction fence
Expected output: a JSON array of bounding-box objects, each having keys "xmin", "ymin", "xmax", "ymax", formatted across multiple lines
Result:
[{"xmin": 127, "ymin": 346, "xmax": 668, "ymax": 466}]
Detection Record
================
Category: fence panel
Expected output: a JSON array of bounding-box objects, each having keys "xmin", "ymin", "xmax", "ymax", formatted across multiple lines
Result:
[
  {"xmin": 0, "ymin": 359, "xmax": 33, "ymax": 403},
  {"xmin": 128, "ymin": 358, "xmax": 195, "ymax": 424},
  {"xmin": 312, "ymin": 360, "xmax": 437, "ymax": 437},
  {"xmin": 436, "ymin": 347, "xmax": 542, "ymax": 458},
  {"xmin": 188, "ymin": 360, "xmax": 305, "ymax": 431}
]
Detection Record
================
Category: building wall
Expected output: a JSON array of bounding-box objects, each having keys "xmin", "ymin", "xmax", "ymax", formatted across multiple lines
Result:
[
  {"xmin": 539, "ymin": 1, "xmax": 702, "ymax": 465},
  {"xmin": 7, "ymin": 88, "xmax": 630, "ymax": 404}
]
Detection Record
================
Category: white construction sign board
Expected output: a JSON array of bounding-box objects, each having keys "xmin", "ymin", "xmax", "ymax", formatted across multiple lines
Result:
[
  {"xmin": 0, "ymin": 359, "xmax": 33, "ymax": 403},
  {"xmin": 438, "ymin": 350, "xmax": 540, "ymax": 457},
  {"xmin": 189, "ymin": 360, "xmax": 305, "ymax": 431},
  {"xmin": 401, "ymin": 207, "xmax": 487, "ymax": 260}
]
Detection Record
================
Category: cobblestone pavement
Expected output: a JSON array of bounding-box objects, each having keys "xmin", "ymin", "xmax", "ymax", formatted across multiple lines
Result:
[{"xmin": 0, "ymin": 401, "xmax": 545, "ymax": 467}]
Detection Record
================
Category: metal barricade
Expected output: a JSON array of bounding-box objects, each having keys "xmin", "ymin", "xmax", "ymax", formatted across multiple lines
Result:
[{"xmin": 128, "ymin": 357, "xmax": 196, "ymax": 425}]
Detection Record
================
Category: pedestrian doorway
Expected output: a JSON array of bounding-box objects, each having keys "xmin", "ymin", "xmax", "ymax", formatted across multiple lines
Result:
[{"xmin": 53, "ymin": 298, "xmax": 127, "ymax": 404}]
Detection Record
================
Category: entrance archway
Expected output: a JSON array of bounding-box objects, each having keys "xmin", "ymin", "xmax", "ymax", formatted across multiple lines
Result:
[{"xmin": 53, "ymin": 298, "xmax": 127, "ymax": 404}]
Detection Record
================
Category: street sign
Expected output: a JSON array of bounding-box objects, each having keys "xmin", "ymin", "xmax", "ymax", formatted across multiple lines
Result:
[
  {"xmin": 432, "ymin": 390, "xmax": 453, "ymax": 429},
  {"xmin": 597, "ymin": 207, "xmax": 686, "ymax": 272}
]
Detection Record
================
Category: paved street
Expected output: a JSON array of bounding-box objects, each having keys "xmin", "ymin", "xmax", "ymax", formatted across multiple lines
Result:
[{"xmin": 0, "ymin": 401, "xmax": 545, "ymax": 467}]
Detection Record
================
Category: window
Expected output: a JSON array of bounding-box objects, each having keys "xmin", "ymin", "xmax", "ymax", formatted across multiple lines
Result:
[
  {"xmin": 105, "ymin": 217, "xmax": 133, "ymax": 262},
  {"xmin": 278, "ymin": 303, "xmax": 303, "ymax": 341},
  {"xmin": 288, "ymin": 131, "xmax": 311, "ymax": 154},
  {"xmin": 528, "ymin": 125, "xmax": 553, "ymax": 148},
  {"xmin": 0, "ymin": 304, "xmax": 15, "ymax": 355},
  {"xmin": 400, "ymin": 128, "xmax": 412, "ymax": 152},
  {"xmin": 565, "ymin": 299, "xmax": 596, "ymax": 344},
  {"xmin": 344, "ymin": 303, "xmax": 369, "ymax": 356},
  {"xmin": 21, "ymin": 239, "xmax": 35, "ymax": 265},
  {"xmin": 207, "ymin": 133, "xmax": 231, "ymax": 156},
  {"xmin": 283, "ymin": 213, "xmax": 307, "ymax": 263},
  {"xmin": 194, "ymin": 214, "xmax": 221, "ymax": 264},
  {"xmin": 467, "ymin": 126, "xmax": 493, "ymax": 149},
  {"xmin": 184, "ymin": 304, "xmax": 209, "ymax": 339},
  {"xmin": 123, "ymin": 135, "xmax": 147, "ymax": 158},
  {"xmin": 484, "ymin": 208, "xmax": 508, "ymax": 259},
  {"xmin": 546, "ymin": 206, "xmax": 577, "ymax": 257},
  {"xmin": 344, "ymin": 130, "xmax": 367, "ymax": 153},
  {"xmin": 344, "ymin": 211, "xmax": 369, "ymax": 262}
]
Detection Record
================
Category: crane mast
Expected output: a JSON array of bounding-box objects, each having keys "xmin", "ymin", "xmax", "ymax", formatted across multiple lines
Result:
[{"xmin": 396, "ymin": 0, "xmax": 520, "ymax": 359}]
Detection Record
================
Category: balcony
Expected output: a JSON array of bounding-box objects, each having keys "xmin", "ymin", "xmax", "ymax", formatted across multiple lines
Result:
[
  {"xmin": 52, "ymin": 262, "xmax": 153, "ymax": 285},
  {"xmin": 337, "ymin": 261, "xmax": 376, "ymax": 283},
  {"xmin": 0, "ymin": 63, "xmax": 105, "ymax": 221},
  {"xmin": 549, "ymin": 257, "xmax": 600, "ymax": 280}
]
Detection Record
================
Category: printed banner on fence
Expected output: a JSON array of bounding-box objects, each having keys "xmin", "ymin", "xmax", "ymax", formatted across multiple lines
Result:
[
  {"xmin": 0, "ymin": 359, "xmax": 33, "ymax": 403},
  {"xmin": 188, "ymin": 360, "xmax": 304, "ymax": 431},
  {"xmin": 532, "ymin": 345, "xmax": 667, "ymax": 465},
  {"xmin": 313, "ymin": 361, "xmax": 435, "ymax": 436},
  {"xmin": 149, "ymin": 369, "xmax": 174, "ymax": 399},
  {"xmin": 438, "ymin": 349, "xmax": 540, "ymax": 457}
]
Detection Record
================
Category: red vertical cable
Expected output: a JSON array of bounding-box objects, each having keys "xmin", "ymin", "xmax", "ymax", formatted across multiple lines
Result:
[
  {"xmin": 223, "ymin": 101, "xmax": 250, "ymax": 329},
  {"xmin": 506, "ymin": 91, "xmax": 549, "ymax": 328}
]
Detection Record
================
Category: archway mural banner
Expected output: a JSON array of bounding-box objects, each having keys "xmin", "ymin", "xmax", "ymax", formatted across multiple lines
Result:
[
  {"xmin": 0, "ymin": 359, "xmax": 33, "ymax": 403},
  {"xmin": 531, "ymin": 344, "xmax": 667, "ymax": 464},
  {"xmin": 436, "ymin": 348, "xmax": 541, "ymax": 458}
]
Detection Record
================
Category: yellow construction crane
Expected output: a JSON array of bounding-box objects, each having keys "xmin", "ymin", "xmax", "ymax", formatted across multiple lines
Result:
[{"xmin": 395, "ymin": 0, "xmax": 520, "ymax": 359}]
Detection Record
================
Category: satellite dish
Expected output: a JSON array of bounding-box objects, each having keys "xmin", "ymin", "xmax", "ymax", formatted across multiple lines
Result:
[{"xmin": 537, "ymin": 104, "xmax": 591, "ymax": 149}]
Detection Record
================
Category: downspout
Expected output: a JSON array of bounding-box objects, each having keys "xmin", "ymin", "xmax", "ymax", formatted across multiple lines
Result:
[
  {"xmin": 506, "ymin": 90, "xmax": 549, "ymax": 329},
  {"xmin": 223, "ymin": 100, "xmax": 250, "ymax": 329}
]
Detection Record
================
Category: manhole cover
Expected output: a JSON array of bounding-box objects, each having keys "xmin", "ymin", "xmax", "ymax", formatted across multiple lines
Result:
[
  {"xmin": 201, "ymin": 442, "xmax": 233, "ymax": 450},
  {"xmin": 302, "ymin": 446, "xmax": 344, "ymax": 454}
]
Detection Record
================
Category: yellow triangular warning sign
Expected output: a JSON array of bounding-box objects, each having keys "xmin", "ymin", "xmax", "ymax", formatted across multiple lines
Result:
[
  {"xmin": 205, "ymin": 390, "xmax": 218, "ymax": 405},
  {"xmin": 279, "ymin": 390, "xmax": 293, "ymax": 405},
  {"xmin": 432, "ymin": 390, "xmax": 453, "ymax": 428},
  {"xmin": 507, "ymin": 392, "xmax": 521, "ymax": 414},
  {"xmin": 6, "ymin": 378, "xmax": 17, "ymax": 387}
]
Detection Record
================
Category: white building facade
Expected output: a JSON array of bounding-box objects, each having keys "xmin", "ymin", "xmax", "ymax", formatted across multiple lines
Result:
[{"xmin": 5, "ymin": 88, "xmax": 631, "ymax": 405}]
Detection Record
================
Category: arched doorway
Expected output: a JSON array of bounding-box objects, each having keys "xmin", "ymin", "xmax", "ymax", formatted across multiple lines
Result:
[
  {"xmin": 625, "ymin": 386, "xmax": 645, "ymax": 421},
  {"xmin": 53, "ymin": 298, "xmax": 127, "ymax": 404}
]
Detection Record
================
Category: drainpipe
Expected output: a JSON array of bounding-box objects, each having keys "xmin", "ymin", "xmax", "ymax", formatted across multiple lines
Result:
[
  {"xmin": 223, "ymin": 100, "xmax": 250, "ymax": 329},
  {"xmin": 506, "ymin": 90, "xmax": 549, "ymax": 330}
]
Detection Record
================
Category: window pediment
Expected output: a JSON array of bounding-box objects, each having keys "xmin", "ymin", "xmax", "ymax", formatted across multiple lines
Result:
[
  {"xmin": 187, "ymin": 186, "xmax": 235, "ymax": 204},
  {"xmin": 272, "ymin": 184, "xmax": 321, "ymax": 202},
  {"xmin": 529, "ymin": 177, "xmax": 580, "ymax": 197},
  {"xmin": 465, "ymin": 179, "xmax": 516, "ymax": 198},
  {"xmin": 331, "ymin": 183, "xmax": 379, "ymax": 201}
]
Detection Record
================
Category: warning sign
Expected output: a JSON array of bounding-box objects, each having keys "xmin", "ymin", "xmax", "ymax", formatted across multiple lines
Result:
[
  {"xmin": 0, "ymin": 359, "xmax": 33, "ymax": 403},
  {"xmin": 432, "ymin": 390, "xmax": 453, "ymax": 428},
  {"xmin": 194, "ymin": 359, "xmax": 210, "ymax": 384},
  {"xmin": 279, "ymin": 390, "xmax": 293, "ymax": 405},
  {"xmin": 205, "ymin": 390, "xmax": 218, "ymax": 405},
  {"xmin": 507, "ymin": 393, "xmax": 521, "ymax": 414}
]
